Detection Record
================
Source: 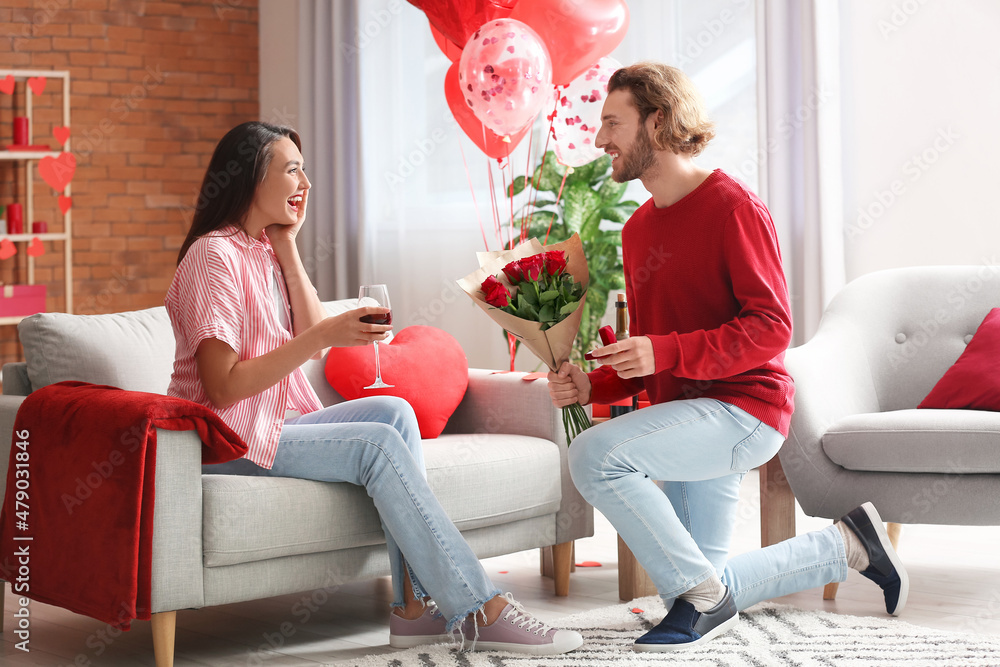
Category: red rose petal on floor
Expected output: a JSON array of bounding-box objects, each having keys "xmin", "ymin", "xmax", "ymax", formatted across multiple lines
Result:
[
  {"xmin": 574, "ymin": 561, "xmax": 602, "ymax": 567},
  {"xmin": 631, "ymin": 607, "xmax": 644, "ymax": 614},
  {"xmin": 498, "ymin": 571, "xmax": 508, "ymax": 574}
]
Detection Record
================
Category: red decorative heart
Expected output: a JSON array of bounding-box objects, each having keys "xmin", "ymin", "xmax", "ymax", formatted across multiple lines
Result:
[
  {"xmin": 58, "ymin": 195, "xmax": 72, "ymax": 214},
  {"xmin": 0, "ymin": 75, "xmax": 14, "ymax": 95},
  {"xmin": 0, "ymin": 238, "xmax": 16, "ymax": 260},
  {"xmin": 38, "ymin": 152, "xmax": 76, "ymax": 193},
  {"xmin": 325, "ymin": 326, "xmax": 469, "ymax": 439},
  {"xmin": 27, "ymin": 76, "xmax": 46, "ymax": 96},
  {"xmin": 26, "ymin": 237, "xmax": 44, "ymax": 257},
  {"xmin": 54, "ymin": 126, "xmax": 71, "ymax": 146}
]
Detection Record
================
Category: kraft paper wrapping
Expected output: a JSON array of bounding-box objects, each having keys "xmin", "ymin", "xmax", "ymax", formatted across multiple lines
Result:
[{"xmin": 458, "ymin": 234, "xmax": 589, "ymax": 372}]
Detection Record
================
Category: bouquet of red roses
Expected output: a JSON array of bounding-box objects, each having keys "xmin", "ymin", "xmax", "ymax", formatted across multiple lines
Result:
[{"xmin": 459, "ymin": 234, "xmax": 592, "ymax": 443}]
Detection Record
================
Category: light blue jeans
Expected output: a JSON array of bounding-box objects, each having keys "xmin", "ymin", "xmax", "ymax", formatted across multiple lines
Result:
[
  {"xmin": 569, "ymin": 397, "xmax": 847, "ymax": 610},
  {"xmin": 205, "ymin": 396, "xmax": 501, "ymax": 630}
]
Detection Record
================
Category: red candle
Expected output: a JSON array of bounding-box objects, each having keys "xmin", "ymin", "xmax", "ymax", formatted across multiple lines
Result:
[
  {"xmin": 32, "ymin": 221, "xmax": 47, "ymax": 234},
  {"xmin": 12, "ymin": 117, "xmax": 29, "ymax": 146},
  {"xmin": 7, "ymin": 203, "xmax": 23, "ymax": 234}
]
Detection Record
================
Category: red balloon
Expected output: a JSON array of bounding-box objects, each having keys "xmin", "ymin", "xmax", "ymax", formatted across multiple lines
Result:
[
  {"xmin": 445, "ymin": 61, "xmax": 529, "ymax": 160},
  {"xmin": 430, "ymin": 24, "xmax": 463, "ymax": 62},
  {"xmin": 510, "ymin": 0, "xmax": 629, "ymax": 85},
  {"xmin": 408, "ymin": 0, "xmax": 516, "ymax": 53}
]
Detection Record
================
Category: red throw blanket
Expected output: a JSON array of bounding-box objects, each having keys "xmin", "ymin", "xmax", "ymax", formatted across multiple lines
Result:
[{"xmin": 0, "ymin": 381, "xmax": 247, "ymax": 630}]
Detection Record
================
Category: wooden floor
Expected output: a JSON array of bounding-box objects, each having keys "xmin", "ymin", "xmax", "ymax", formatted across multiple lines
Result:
[{"xmin": 4, "ymin": 469, "xmax": 1000, "ymax": 665}]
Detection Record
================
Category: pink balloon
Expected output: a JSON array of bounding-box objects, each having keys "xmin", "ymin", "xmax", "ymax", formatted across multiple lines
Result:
[
  {"xmin": 553, "ymin": 56, "xmax": 621, "ymax": 167},
  {"xmin": 458, "ymin": 18, "xmax": 552, "ymax": 139}
]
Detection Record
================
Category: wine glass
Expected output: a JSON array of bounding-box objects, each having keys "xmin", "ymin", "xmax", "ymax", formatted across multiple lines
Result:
[{"xmin": 358, "ymin": 284, "xmax": 393, "ymax": 389}]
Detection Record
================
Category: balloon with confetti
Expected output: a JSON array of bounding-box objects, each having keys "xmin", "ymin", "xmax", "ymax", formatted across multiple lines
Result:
[
  {"xmin": 459, "ymin": 18, "xmax": 552, "ymax": 140},
  {"xmin": 553, "ymin": 56, "xmax": 621, "ymax": 168}
]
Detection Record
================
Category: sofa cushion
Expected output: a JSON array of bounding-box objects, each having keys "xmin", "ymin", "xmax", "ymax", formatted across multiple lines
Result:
[
  {"xmin": 18, "ymin": 307, "xmax": 176, "ymax": 394},
  {"xmin": 201, "ymin": 433, "xmax": 562, "ymax": 567},
  {"xmin": 324, "ymin": 326, "xmax": 469, "ymax": 438},
  {"xmin": 823, "ymin": 409, "xmax": 1000, "ymax": 473}
]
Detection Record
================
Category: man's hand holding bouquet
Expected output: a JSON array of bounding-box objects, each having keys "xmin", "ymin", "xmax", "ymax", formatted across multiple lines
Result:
[{"xmin": 458, "ymin": 234, "xmax": 592, "ymax": 442}]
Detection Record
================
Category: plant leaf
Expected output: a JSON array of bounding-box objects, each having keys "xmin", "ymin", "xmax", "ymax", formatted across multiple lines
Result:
[
  {"xmin": 507, "ymin": 175, "xmax": 530, "ymax": 198},
  {"xmin": 597, "ymin": 177, "xmax": 627, "ymax": 204},
  {"xmin": 562, "ymin": 181, "xmax": 602, "ymax": 234}
]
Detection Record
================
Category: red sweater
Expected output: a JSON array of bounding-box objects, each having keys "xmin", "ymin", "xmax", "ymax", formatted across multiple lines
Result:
[{"xmin": 588, "ymin": 169, "xmax": 795, "ymax": 437}]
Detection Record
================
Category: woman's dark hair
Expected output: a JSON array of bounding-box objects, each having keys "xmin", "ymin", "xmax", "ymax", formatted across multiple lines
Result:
[{"xmin": 177, "ymin": 121, "xmax": 301, "ymax": 264}]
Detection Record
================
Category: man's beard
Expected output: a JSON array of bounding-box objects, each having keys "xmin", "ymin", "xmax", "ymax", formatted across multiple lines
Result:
[{"xmin": 611, "ymin": 124, "xmax": 657, "ymax": 183}]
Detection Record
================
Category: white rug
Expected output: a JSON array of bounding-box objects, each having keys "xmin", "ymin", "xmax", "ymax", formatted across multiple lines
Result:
[{"xmin": 337, "ymin": 596, "xmax": 1000, "ymax": 666}]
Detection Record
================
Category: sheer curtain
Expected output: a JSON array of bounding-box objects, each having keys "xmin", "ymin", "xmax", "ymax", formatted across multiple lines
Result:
[
  {"xmin": 758, "ymin": 0, "xmax": 845, "ymax": 344},
  {"xmin": 296, "ymin": 0, "xmax": 362, "ymax": 300}
]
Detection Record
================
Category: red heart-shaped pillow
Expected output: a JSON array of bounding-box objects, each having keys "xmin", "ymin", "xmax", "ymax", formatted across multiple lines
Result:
[{"xmin": 324, "ymin": 326, "xmax": 469, "ymax": 439}]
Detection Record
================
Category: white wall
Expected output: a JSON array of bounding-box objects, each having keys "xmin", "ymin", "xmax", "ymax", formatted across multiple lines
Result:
[{"xmin": 838, "ymin": 0, "xmax": 1000, "ymax": 280}]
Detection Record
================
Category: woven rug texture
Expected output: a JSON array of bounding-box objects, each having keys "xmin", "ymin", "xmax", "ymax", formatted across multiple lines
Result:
[{"xmin": 337, "ymin": 596, "xmax": 1000, "ymax": 666}]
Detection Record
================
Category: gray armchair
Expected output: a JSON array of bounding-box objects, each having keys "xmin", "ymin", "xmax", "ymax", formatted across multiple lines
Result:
[{"xmin": 759, "ymin": 265, "xmax": 1000, "ymax": 595}]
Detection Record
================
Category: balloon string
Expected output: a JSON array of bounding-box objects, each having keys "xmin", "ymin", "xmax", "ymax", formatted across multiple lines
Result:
[
  {"xmin": 531, "ymin": 91, "xmax": 561, "ymax": 245},
  {"xmin": 545, "ymin": 169, "xmax": 570, "ymax": 245},
  {"xmin": 520, "ymin": 134, "xmax": 532, "ymax": 244},
  {"xmin": 507, "ymin": 331, "xmax": 516, "ymax": 371},
  {"xmin": 486, "ymin": 157, "xmax": 502, "ymax": 249},
  {"xmin": 457, "ymin": 127, "xmax": 489, "ymax": 251}
]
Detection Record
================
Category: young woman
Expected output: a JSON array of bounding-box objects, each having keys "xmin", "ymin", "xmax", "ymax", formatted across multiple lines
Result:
[{"xmin": 165, "ymin": 121, "xmax": 583, "ymax": 656}]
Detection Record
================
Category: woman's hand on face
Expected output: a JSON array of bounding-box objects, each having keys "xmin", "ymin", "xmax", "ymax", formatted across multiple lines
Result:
[{"xmin": 319, "ymin": 307, "xmax": 392, "ymax": 348}]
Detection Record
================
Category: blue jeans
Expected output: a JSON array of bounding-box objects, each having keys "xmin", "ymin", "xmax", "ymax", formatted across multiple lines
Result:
[
  {"xmin": 206, "ymin": 396, "xmax": 501, "ymax": 630},
  {"xmin": 570, "ymin": 398, "xmax": 847, "ymax": 610}
]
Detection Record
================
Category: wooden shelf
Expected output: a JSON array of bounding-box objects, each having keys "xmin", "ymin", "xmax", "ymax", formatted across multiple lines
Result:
[
  {"xmin": 0, "ymin": 69, "xmax": 73, "ymax": 322},
  {"xmin": 0, "ymin": 151, "xmax": 61, "ymax": 161}
]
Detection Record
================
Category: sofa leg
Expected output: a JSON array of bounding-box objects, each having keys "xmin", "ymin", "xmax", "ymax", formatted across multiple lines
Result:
[
  {"xmin": 759, "ymin": 457, "xmax": 796, "ymax": 547},
  {"xmin": 823, "ymin": 582, "xmax": 840, "ymax": 600},
  {"xmin": 550, "ymin": 541, "xmax": 573, "ymax": 597},
  {"xmin": 152, "ymin": 611, "xmax": 176, "ymax": 667}
]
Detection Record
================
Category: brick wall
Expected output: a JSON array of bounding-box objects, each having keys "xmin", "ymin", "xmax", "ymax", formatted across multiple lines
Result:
[{"xmin": 0, "ymin": 0, "xmax": 259, "ymax": 361}]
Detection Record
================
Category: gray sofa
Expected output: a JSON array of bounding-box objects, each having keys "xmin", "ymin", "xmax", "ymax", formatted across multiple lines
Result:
[
  {"xmin": 778, "ymin": 265, "xmax": 1000, "ymax": 525},
  {"xmin": 0, "ymin": 300, "xmax": 592, "ymax": 666}
]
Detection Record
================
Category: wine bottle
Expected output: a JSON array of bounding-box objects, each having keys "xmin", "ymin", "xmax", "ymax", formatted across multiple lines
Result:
[{"xmin": 609, "ymin": 293, "xmax": 638, "ymax": 418}]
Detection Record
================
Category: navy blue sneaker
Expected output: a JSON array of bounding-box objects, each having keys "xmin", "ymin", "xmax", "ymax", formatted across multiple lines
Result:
[
  {"xmin": 840, "ymin": 502, "xmax": 909, "ymax": 616},
  {"xmin": 632, "ymin": 586, "xmax": 738, "ymax": 652}
]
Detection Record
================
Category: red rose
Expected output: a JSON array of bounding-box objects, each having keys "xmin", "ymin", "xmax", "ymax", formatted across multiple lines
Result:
[
  {"xmin": 502, "ymin": 260, "xmax": 523, "ymax": 284},
  {"xmin": 543, "ymin": 250, "xmax": 567, "ymax": 276},
  {"xmin": 520, "ymin": 254, "xmax": 544, "ymax": 281},
  {"xmin": 481, "ymin": 275, "xmax": 511, "ymax": 308}
]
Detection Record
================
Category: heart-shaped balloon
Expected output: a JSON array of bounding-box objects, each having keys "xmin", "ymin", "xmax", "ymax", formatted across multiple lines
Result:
[
  {"xmin": 26, "ymin": 237, "xmax": 45, "ymax": 257},
  {"xmin": 430, "ymin": 24, "xmax": 464, "ymax": 62},
  {"xmin": 511, "ymin": 0, "xmax": 628, "ymax": 85},
  {"xmin": 553, "ymin": 56, "xmax": 621, "ymax": 167},
  {"xmin": 458, "ymin": 18, "xmax": 552, "ymax": 139},
  {"xmin": 408, "ymin": 0, "xmax": 514, "ymax": 54},
  {"xmin": 58, "ymin": 195, "xmax": 73, "ymax": 214},
  {"xmin": 39, "ymin": 152, "xmax": 76, "ymax": 193},
  {"xmin": 445, "ymin": 61, "xmax": 530, "ymax": 160},
  {"xmin": 324, "ymin": 326, "xmax": 469, "ymax": 439},
  {"xmin": 0, "ymin": 75, "xmax": 14, "ymax": 95},
  {"xmin": 0, "ymin": 238, "xmax": 16, "ymax": 260}
]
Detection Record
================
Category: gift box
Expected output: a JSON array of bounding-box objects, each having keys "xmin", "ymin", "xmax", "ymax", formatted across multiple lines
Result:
[{"xmin": 0, "ymin": 284, "xmax": 46, "ymax": 317}]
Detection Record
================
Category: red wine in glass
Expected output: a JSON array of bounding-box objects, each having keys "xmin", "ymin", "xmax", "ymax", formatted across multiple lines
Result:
[
  {"xmin": 358, "ymin": 284, "xmax": 393, "ymax": 389},
  {"xmin": 360, "ymin": 312, "xmax": 392, "ymax": 326}
]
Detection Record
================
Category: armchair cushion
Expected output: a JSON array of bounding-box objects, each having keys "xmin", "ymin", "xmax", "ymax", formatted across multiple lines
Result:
[
  {"xmin": 822, "ymin": 408, "xmax": 1000, "ymax": 473},
  {"xmin": 919, "ymin": 308, "xmax": 1000, "ymax": 412}
]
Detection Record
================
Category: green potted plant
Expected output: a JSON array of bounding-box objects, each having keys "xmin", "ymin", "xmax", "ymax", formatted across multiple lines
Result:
[{"xmin": 508, "ymin": 151, "xmax": 640, "ymax": 369}]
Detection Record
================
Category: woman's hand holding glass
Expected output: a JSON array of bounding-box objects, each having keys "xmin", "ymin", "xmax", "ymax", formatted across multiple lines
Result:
[{"xmin": 318, "ymin": 307, "xmax": 392, "ymax": 348}]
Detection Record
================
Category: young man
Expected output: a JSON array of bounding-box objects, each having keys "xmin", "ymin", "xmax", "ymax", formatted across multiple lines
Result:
[{"xmin": 547, "ymin": 62, "xmax": 908, "ymax": 652}]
